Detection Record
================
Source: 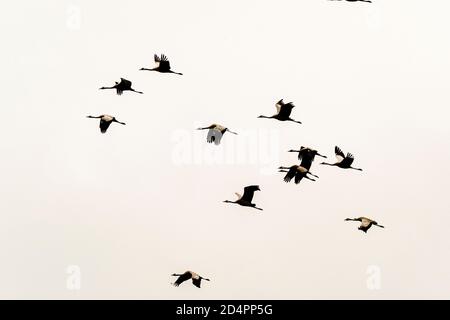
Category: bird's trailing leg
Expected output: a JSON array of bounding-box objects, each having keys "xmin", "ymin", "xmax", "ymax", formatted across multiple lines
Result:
[
  {"xmin": 289, "ymin": 118, "xmax": 302, "ymax": 125},
  {"xmin": 307, "ymin": 172, "xmax": 319, "ymax": 179}
]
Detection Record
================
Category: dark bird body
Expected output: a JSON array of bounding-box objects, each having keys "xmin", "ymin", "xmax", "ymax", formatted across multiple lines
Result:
[
  {"xmin": 99, "ymin": 78, "xmax": 143, "ymax": 95},
  {"xmin": 224, "ymin": 185, "xmax": 263, "ymax": 211},
  {"xmin": 278, "ymin": 165, "xmax": 318, "ymax": 184},
  {"xmin": 140, "ymin": 54, "xmax": 183, "ymax": 75},
  {"xmin": 345, "ymin": 217, "xmax": 384, "ymax": 233},
  {"xmin": 172, "ymin": 271, "xmax": 210, "ymax": 288},
  {"xmin": 258, "ymin": 99, "xmax": 302, "ymax": 124},
  {"xmin": 288, "ymin": 146, "xmax": 327, "ymax": 170},
  {"xmin": 86, "ymin": 115, "xmax": 126, "ymax": 133},
  {"xmin": 321, "ymin": 146, "xmax": 362, "ymax": 171}
]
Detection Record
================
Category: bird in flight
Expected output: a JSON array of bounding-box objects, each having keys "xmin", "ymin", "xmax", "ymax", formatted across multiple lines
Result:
[
  {"xmin": 288, "ymin": 146, "xmax": 327, "ymax": 170},
  {"xmin": 99, "ymin": 78, "xmax": 143, "ymax": 95},
  {"xmin": 171, "ymin": 271, "xmax": 210, "ymax": 288},
  {"xmin": 224, "ymin": 185, "xmax": 263, "ymax": 211},
  {"xmin": 320, "ymin": 146, "xmax": 363, "ymax": 171},
  {"xmin": 345, "ymin": 217, "xmax": 384, "ymax": 233},
  {"xmin": 86, "ymin": 115, "xmax": 126, "ymax": 133},
  {"xmin": 278, "ymin": 165, "xmax": 319, "ymax": 184},
  {"xmin": 197, "ymin": 124, "xmax": 237, "ymax": 145},
  {"xmin": 140, "ymin": 54, "xmax": 183, "ymax": 75},
  {"xmin": 258, "ymin": 99, "xmax": 302, "ymax": 124}
]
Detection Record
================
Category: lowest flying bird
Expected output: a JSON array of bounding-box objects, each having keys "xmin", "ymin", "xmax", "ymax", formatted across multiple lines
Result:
[
  {"xmin": 224, "ymin": 185, "xmax": 263, "ymax": 211},
  {"xmin": 171, "ymin": 271, "xmax": 210, "ymax": 288}
]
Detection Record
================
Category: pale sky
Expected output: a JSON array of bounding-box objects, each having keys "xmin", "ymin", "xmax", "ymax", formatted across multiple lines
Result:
[{"xmin": 1, "ymin": 0, "xmax": 449, "ymax": 299}]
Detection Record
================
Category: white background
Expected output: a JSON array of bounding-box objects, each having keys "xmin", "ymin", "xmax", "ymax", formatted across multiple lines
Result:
[{"xmin": 0, "ymin": 0, "xmax": 449, "ymax": 299}]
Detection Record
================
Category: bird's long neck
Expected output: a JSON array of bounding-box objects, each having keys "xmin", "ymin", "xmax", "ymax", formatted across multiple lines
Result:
[
  {"xmin": 140, "ymin": 68, "xmax": 155, "ymax": 71},
  {"xmin": 169, "ymin": 70, "xmax": 183, "ymax": 75},
  {"xmin": 100, "ymin": 86, "xmax": 116, "ymax": 90},
  {"xmin": 131, "ymin": 89, "xmax": 143, "ymax": 94},
  {"xmin": 258, "ymin": 115, "xmax": 273, "ymax": 119},
  {"xmin": 321, "ymin": 162, "xmax": 335, "ymax": 166},
  {"xmin": 224, "ymin": 200, "xmax": 236, "ymax": 204},
  {"xmin": 87, "ymin": 116, "xmax": 101, "ymax": 119},
  {"xmin": 289, "ymin": 118, "xmax": 302, "ymax": 124},
  {"xmin": 350, "ymin": 167, "xmax": 363, "ymax": 171}
]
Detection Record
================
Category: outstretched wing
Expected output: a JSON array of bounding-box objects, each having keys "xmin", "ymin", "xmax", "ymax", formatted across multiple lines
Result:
[
  {"xmin": 119, "ymin": 78, "xmax": 132, "ymax": 89},
  {"xmin": 278, "ymin": 102, "xmax": 295, "ymax": 118},
  {"xmin": 235, "ymin": 193, "xmax": 242, "ymax": 200},
  {"xmin": 159, "ymin": 54, "xmax": 171, "ymax": 70},
  {"xmin": 241, "ymin": 185, "xmax": 260, "ymax": 202},
  {"xmin": 340, "ymin": 153, "xmax": 355, "ymax": 167},
  {"xmin": 192, "ymin": 278, "xmax": 202, "ymax": 288},
  {"xmin": 298, "ymin": 147, "xmax": 314, "ymax": 169},
  {"xmin": 99, "ymin": 119, "xmax": 111, "ymax": 133},
  {"xmin": 173, "ymin": 272, "xmax": 191, "ymax": 287},
  {"xmin": 275, "ymin": 99, "xmax": 284, "ymax": 114},
  {"xmin": 283, "ymin": 167, "xmax": 297, "ymax": 183},
  {"xmin": 334, "ymin": 146, "xmax": 346, "ymax": 163},
  {"xmin": 154, "ymin": 54, "xmax": 161, "ymax": 66},
  {"xmin": 294, "ymin": 171, "xmax": 305, "ymax": 184}
]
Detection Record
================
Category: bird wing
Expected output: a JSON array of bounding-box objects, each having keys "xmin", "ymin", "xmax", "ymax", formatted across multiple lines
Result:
[
  {"xmin": 298, "ymin": 148, "xmax": 314, "ymax": 169},
  {"xmin": 275, "ymin": 100, "xmax": 283, "ymax": 114},
  {"xmin": 340, "ymin": 153, "xmax": 355, "ymax": 167},
  {"xmin": 277, "ymin": 103, "xmax": 294, "ymax": 118},
  {"xmin": 334, "ymin": 146, "xmax": 345, "ymax": 163},
  {"xmin": 99, "ymin": 119, "xmax": 111, "ymax": 133},
  {"xmin": 206, "ymin": 128, "xmax": 215, "ymax": 143},
  {"xmin": 119, "ymin": 78, "xmax": 132, "ymax": 89},
  {"xmin": 294, "ymin": 171, "xmax": 305, "ymax": 184},
  {"xmin": 241, "ymin": 185, "xmax": 259, "ymax": 202},
  {"xmin": 360, "ymin": 218, "xmax": 372, "ymax": 228},
  {"xmin": 173, "ymin": 272, "xmax": 191, "ymax": 287},
  {"xmin": 192, "ymin": 278, "xmax": 202, "ymax": 288},
  {"xmin": 297, "ymin": 147, "xmax": 308, "ymax": 161},
  {"xmin": 283, "ymin": 167, "xmax": 297, "ymax": 183},
  {"xmin": 235, "ymin": 193, "xmax": 242, "ymax": 200},
  {"xmin": 158, "ymin": 54, "xmax": 171, "ymax": 70}
]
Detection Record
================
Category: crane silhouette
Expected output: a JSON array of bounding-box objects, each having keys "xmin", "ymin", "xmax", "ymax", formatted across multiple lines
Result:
[
  {"xmin": 258, "ymin": 99, "xmax": 302, "ymax": 124},
  {"xmin": 140, "ymin": 54, "xmax": 183, "ymax": 75},
  {"xmin": 320, "ymin": 146, "xmax": 363, "ymax": 171},
  {"xmin": 278, "ymin": 165, "xmax": 318, "ymax": 184},
  {"xmin": 99, "ymin": 78, "xmax": 143, "ymax": 95},
  {"xmin": 345, "ymin": 217, "xmax": 384, "ymax": 233},
  {"xmin": 86, "ymin": 115, "xmax": 126, "ymax": 133},
  {"xmin": 224, "ymin": 185, "xmax": 263, "ymax": 211},
  {"xmin": 171, "ymin": 271, "xmax": 210, "ymax": 288},
  {"xmin": 197, "ymin": 124, "xmax": 237, "ymax": 145},
  {"xmin": 288, "ymin": 147, "xmax": 327, "ymax": 170}
]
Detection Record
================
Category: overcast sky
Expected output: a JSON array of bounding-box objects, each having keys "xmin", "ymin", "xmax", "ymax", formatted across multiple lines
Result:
[{"xmin": 1, "ymin": 0, "xmax": 449, "ymax": 299}]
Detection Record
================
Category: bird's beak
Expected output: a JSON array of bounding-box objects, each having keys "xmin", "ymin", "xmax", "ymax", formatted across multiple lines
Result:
[{"xmin": 228, "ymin": 130, "xmax": 238, "ymax": 135}]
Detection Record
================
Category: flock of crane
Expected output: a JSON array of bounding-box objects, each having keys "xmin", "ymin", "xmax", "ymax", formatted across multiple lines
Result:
[{"xmin": 86, "ymin": 0, "xmax": 380, "ymax": 291}]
